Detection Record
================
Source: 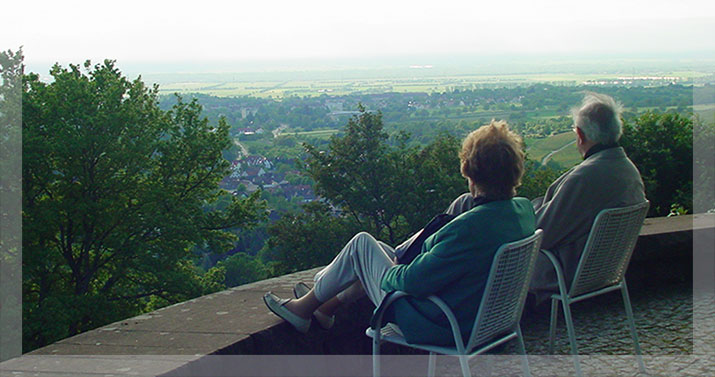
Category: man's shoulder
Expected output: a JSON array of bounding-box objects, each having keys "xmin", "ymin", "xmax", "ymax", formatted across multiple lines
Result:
[
  {"xmin": 445, "ymin": 192, "xmax": 475, "ymax": 215},
  {"xmin": 546, "ymin": 147, "xmax": 644, "ymax": 207},
  {"xmin": 583, "ymin": 147, "xmax": 630, "ymax": 164},
  {"xmin": 451, "ymin": 192, "xmax": 473, "ymax": 205},
  {"xmin": 577, "ymin": 147, "xmax": 641, "ymax": 177},
  {"xmin": 572, "ymin": 148, "xmax": 629, "ymax": 171}
]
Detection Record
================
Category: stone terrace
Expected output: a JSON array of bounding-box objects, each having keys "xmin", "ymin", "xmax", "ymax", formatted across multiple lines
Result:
[{"xmin": 1, "ymin": 213, "xmax": 713, "ymax": 376}]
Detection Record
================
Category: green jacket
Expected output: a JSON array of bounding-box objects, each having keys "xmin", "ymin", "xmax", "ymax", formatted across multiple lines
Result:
[{"xmin": 380, "ymin": 197, "xmax": 536, "ymax": 345}]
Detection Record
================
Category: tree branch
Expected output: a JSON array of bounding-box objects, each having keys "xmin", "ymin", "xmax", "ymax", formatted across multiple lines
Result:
[{"xmin": 106, "ymin": 290, "xmax": 166, "ymax": 302}]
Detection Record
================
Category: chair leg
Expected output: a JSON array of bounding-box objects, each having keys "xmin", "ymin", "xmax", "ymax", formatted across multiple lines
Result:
[
  {"xmin": 427, "ymin": 352, "xmax": 436, "ymax": 377},
  {"xmin": 561, "ymin": 300, "xmax": 583, "ymax": 377},
  {"xmin": 458, "ymin": 354, "xmax": 471, "ymax": 377},
  {"xmin": 621, "ymin": 281, "xmax": 646, "ymax": 374},
  {"xmin": 548, "ymin": 298, "xmax": 559, "ymax": 354},
  {"xmin": 516, "ymin": 325, "xmax": 532, "ymax": 377},
  {"xmin": 372, "ymin": 334, "xmax": 381, "ymax": 377}
]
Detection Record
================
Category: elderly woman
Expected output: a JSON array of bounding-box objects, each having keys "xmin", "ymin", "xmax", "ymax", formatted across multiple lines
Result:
[{"xmin": 264, "ymin": 120, "xmax": 535, "ymax": 346}]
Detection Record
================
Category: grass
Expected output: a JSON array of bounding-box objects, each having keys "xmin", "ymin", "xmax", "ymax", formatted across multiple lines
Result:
[
  {"xmin": 694, "ymin": 104, "xmax": 715, "ymax": 123},
  {"xmin": 284, "ymin": 129, "xmax": 340, "ymax": 138},
  {"xmin": 693, "ymin": 104, "xmax": 715, "ymax": 111},
  {"xmin": 237, "ymin": 139, "xmax": 265, "ymax": 152},
  {"xmin": 549, "ymin": 144, "xmax": 581, "ymax": 169},
  {"xmin": 525, "ymin": 131, "xmax": 581, "ymax": 168},
  {"xmin": 526, "ymin": 132, "xmax": 574, "ymax": 159},
  {"xmin": 532, "ymin": 132, "xmax": 576, "ymax": 150}
]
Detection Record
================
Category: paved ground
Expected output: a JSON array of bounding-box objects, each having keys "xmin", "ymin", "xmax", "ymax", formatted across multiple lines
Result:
[
  {"xmin": 437, "ymin": 247, "xmax": 713, "ymax": 376},
  {"xmin": 516, "ymin": 249, "xmax": 694, "ymax": 356}
]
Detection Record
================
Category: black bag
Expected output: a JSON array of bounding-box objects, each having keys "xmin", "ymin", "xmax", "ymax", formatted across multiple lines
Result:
[
  {"xmin": 394, "ymin": 195, "xmax": 492, "ymax": 264},
  {"xmin": 395, "ymin": 213, "xmax": 456, "ymax": 264}
]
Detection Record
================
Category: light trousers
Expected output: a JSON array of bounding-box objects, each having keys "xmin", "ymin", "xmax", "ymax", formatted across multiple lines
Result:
[{"xmin": 313, "ymin": 232, "xmax": 397, "ymax": 306}]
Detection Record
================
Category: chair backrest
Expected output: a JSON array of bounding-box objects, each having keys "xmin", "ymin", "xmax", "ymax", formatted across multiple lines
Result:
[
  {"xmin": 569, "ymin": 201, "xmax": 650, "ymax": 297},
  {"xmin": 466, "ymin": 229, "xmax": 543, "ymax": 351}
]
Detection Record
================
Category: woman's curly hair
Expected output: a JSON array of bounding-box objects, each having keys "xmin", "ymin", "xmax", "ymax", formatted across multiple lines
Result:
[{"xmin": 459, "ymin": 120, "xmax": 525, "ymax": 200}]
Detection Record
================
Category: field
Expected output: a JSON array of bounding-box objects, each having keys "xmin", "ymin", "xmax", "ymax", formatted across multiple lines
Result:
[
  {"xmin": 525, "ymin": 131, "xmax": 581, "ymax": 168},
  {"xmin": 267, "ymin": 129, "xmax": 597, "ymax": 170},
  {"xmin": 548, "ymin": 144, "xmax": 581, "ymax": 168},
  {"xmin": 282, "ymin": 129, "xmax": 340, "ymax": 138},
  {"xmin": 272, "ymin": 128, "xmax": 583, "ymax": 168},
  {"xmin": 159, "ymin": 66, "xmax": 712, "ymax": 171},
  {"xmin": 694, "ymin": 103, "xmax": 715, "ymax": 123},
  {"xmin": 155, "ymin": 70, "xmax": 712, "ymax": 98}
]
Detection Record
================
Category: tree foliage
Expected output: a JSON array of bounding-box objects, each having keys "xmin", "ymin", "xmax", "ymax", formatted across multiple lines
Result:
[
  {"xmin": 264, "ymin": 107, "xmax": 471, "ymax": 273},
  {"xmin": 693, "ymin": 116, "xmax": 715, "ymax": 213},
  {"xmin": 518, "ymin": 158, "xmax": 564, "ymax": 200},
  {"xmin": 302, "ymin": 106, "xmax": 403, "ymax": 242},
  {"xmin": 302, "ymin": 106, "xmax": 465, "ymax": 244},
  {"xmin": 620, "ymin": 111, "xmax": 693, "ymax": 216},
  {"xmin": 262, "ymin": 201, "xmax": 360, "ymax": 275},
  {"xmin": 1, "ymin": 48, "xmax": 24, "ymax": 361},
  {"xmin": 396, "ymin": 132, "xmax": 466, "ymax": 231},
  {"xmin": 21, "ymin": 60, "xmax": 265, "ymax": 350},
  {"xmin": 215, "ymin": 252, "xmax": 270, "ymax": 287}
]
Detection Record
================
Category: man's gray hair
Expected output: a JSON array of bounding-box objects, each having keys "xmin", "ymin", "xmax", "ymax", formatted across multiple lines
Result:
[{"xmin": 572, "ymin": 92, "xmax": 623, "ymax": 144}]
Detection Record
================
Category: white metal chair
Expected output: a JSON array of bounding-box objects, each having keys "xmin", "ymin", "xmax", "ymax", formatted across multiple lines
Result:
[
  {"xmin": 366, "ymin": 229, "xmax": 543, "ymax": 377},
  {"xmin": 541, "ymin": 201, "xmax": 649, "ymax": 377}
]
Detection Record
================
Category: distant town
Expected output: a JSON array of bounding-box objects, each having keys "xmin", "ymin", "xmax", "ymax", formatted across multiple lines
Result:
[{"xmin": 221, "ymin": 152, "xmax": 316, "ymax": 203}]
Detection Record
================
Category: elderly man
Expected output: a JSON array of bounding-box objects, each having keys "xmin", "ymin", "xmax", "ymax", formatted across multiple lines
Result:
[{"xmin": 446, "ymin": 92, "xmax": 645, "ymax": 299}]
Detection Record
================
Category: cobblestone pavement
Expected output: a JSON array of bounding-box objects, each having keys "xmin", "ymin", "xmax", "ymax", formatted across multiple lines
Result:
[{"xmin": 516, "ymin": 255, "xmax": 693, "ymax": 356}]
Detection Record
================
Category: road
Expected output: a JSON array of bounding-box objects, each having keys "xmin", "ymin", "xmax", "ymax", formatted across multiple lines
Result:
[
  {"xmin": 233, "ymin": 139, "xmax": 248, "ymax": 157},
  {"xmin": 273, "ymin": 124, "xmax": 288, "ymax": 138},
  {"xmin": 233, "ymin": 124, "xmax": 286, "ymax": 159}
]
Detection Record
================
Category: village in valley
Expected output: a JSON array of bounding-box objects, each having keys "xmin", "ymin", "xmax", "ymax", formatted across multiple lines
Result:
[{"xmin": 221, "ymin": 149, "xmax": 315, "ymax": 205}]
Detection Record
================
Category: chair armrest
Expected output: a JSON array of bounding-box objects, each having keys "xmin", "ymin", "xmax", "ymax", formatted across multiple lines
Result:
[
  {"xmin": 370, "ymin": 291, "xmax": 409, "ymax": 330},
  {"xmin": 424, "ymin": 295, "xmax": 467, "ymax": 351},
  {"xmin": 370, "ymin": 292, "xmax": 467, "ymax": 351},
  {"xmin": 540, "ymin": 249, "xmax": 570, "ymax": 297},
  {"xmin": 539, "ymin": 249, "xmax": 561, "ymax": 272}
]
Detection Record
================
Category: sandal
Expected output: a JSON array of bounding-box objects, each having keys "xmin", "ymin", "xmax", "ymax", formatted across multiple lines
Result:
[
  {"xmin": 263, "ymin": 292, "xmax": 311, "ymax": 333},
  {"xmin": 292, "ymin": 282, "xmax": 335, "ymax": 330}
]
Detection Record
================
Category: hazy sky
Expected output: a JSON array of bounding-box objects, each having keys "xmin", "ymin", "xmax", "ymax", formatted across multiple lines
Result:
[{"xmin": 4, "ymin": 0, "xmax": 714, "ymax": 71}]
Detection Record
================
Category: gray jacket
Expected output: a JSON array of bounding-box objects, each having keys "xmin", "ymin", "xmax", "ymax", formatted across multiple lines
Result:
[{"xmin": 529, "ymin": 147, "xmax": 645, "ymax": 294}]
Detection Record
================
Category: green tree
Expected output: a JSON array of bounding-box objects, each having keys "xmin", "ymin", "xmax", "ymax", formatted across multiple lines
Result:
[
  {"xmin": 620, "ymin": 112, "xmax": 693, "ymax": 216},
  {"xmin": 262, "ymin": 201, "xmax": 359, "ymax": 275},
  {"xmin": 518, "ymin": 158, "xmax": 563, "ymax": 200},
  {"xmin": 693, "ymin": 116, "xmax": 715, "ymax": 213},
  {"xmin": 264, "ymin": 108, "xmax": 471, "ymax": 273},
  {"xmin": 398, "ymin": 132, "xmax": 465, "ymax": 232},
  {"xmin": 302, "ymin": 106, "xmax": 407, "ymax": 243},
  {"xmin": 21, "ymin": 60, "xmax": 265, "ymax": 351},
  {"xmin": 217, "ymin": 252, "xmax": 270, "ymax": 287},
  {"xmin": 1, "ymin": 48, "xmax": 24, "ymax": 361}
]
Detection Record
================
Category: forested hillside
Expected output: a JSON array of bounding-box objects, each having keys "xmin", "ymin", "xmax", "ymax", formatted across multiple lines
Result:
[
  {"xmin": 159, "ymin": 83, "xmax": 697, "ymax": 143},
  {"xmin": 158, "ymin": 81, "xmax": 702, "ymax": 294}
]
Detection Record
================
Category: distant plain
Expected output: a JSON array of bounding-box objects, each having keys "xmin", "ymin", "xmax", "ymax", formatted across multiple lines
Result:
[
  {"xmin": 145, "ymin": 55, "xmax": 714, "ymax": 170},
  {"xmin": 155, "ymin": 71, "xmax": 713, "ymax": 98}
]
